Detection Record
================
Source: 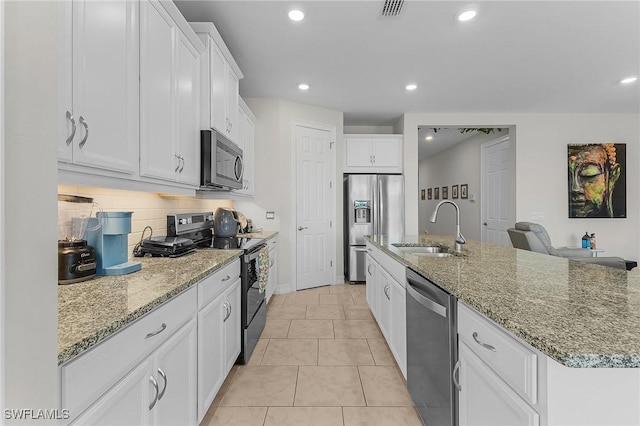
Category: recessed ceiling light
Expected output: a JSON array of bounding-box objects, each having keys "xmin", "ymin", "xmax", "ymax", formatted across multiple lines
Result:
[
  {"xmin": 620, "ymin": 76, "xmax": 638, "ymax": 84},
  {"xmin": 288, "ymin": 10, "xmax": 304, "ymax": 21},
  {"xmin": 457, "ymin": 10, "xmax": 477, "ymax": 22},
  {"xmin": 406, "ymin": 84, "xmax": 417, "ymax": 91},
  {"xmin": 298, "ymin": 83, "xmax": 309, "ymax": 90},
  {"xmin": 425, "ymin": 135, "xmax": 433, "ymax": 141}
]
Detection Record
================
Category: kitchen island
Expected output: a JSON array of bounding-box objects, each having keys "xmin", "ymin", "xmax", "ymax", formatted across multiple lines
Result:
[{"xmin": 366, "ymin": 234, "xmax": 640, "ymax": 426}]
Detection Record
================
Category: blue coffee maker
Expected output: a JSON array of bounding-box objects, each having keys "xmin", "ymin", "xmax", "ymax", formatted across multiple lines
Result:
[{"xmin": 87, "ymin": 211, "xmax": 141, "ymax": 275}]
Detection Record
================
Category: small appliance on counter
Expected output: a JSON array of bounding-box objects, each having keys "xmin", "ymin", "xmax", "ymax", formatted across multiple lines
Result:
[
  {"xmin": 214, "ymin": 207, "xmax": 239, "ymax": 237},
  {"xmin": 136, "ymin": 212, "xmax": 214, "ymax": 257},
  {"xmin": 86, "ymin": 212, "xmax": 141, "ymax": 276},
  {"xmin": 58, "ymin": 194, "xmax": 103, "ymax": 285}
]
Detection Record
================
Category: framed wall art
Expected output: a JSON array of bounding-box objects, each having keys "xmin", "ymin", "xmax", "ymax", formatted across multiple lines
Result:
[
  {"xmin": 442, "ymin": 186, "xmax": 448, "ymax": 199},
  {"xmin": 434, "ymin": 187, "xmax": 440, "ymax": 200},
  {"xmin": 568, "ymin": 143, "xmax": 626, "ymax": 218},
  {"xmin": 460, "ymin": 184, "xmax": 468, "ymax": 199},
  {"xmin": 427, "ymin": 188, "xmax": 432, "ymax": 200},
  {"xmin": 421, "ymin": 189, "xmax": 425, "ymax": 200},
  {"xmin": 452, "ymin": 185, "xmax": 459, "ymax": 199}
]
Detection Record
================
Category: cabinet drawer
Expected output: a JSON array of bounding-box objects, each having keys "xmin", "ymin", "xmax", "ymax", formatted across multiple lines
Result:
[
  {"xmin": 267, "ymin": 237, "xmax": 277, "ymax": 251},
  {"xmin": 458, "ymin": 302, "xmax": 538, "ymax": 405},
  {"xmin": 198, "ymin": 259, "xmax": 241, "ymax": 309},
  {"xmin": 61, "ymin": 286, "xmax": 197, "ymax": 420}
]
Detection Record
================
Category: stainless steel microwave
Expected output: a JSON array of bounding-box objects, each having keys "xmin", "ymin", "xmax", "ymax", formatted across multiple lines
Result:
[{"xmin": 201, "ymin": 130, "xmax": 243, "ymax": 190}]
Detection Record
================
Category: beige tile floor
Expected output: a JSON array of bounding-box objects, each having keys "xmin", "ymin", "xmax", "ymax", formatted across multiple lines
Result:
[{"xmin": 200, "ymin": 284, "xmax": 423, "ymax": 426}]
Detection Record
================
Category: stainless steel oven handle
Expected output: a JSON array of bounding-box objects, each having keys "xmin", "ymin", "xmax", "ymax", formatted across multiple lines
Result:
[
  {"xmin": 406, "ymin": 281, "xmax": 447, "ymax": 318},
  {"xmin": 245, "ymin": 244, "xmax": 267, "ymax": 262}
]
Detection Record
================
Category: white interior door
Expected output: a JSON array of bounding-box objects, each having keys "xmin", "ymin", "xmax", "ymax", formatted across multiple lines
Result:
[
  {"xmin": 481, "ymin": 136, "xmax": 512, "ymax": 245},
  {"xmin": 295, "ymin": 123, "xmax": 335, "ymax": 290}
]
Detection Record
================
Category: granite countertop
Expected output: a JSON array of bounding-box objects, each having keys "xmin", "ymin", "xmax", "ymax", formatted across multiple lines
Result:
[
  {"xmin": 366, "ymin": 234, "xmax": 640, "ymax": 368},
  {"xmin": 58, "ymin": 231, "xmax": 278, "ymax": 365}
]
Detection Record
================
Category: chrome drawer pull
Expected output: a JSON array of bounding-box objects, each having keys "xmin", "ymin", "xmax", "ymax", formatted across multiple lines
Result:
[
  {"xmin": 145, "ymin": 323, "xmax": 167, "ymax": 339},
  {"xmin": 65, "ymin": 111, "xmax": 76, "ymax": 145},
  {"xmin": 472, "ymin": 332, "xmax": 497, "ymax": 352},
  {"xmin": 222, "ymin": 275, "xmax": 231, "ymax": 282},
  {"xmin": 78, "ymin": 116, "xmax": 89, "ymax": 149},
  {"xmin": 452, "ymin": 360, "xmax": 461, "ymax": 391},
  {"xmin": 157, "ymin": 368, "xmax": 167, "ymax": 400},
  {"xmin": 384, "ymin": 284, "xmax": 390, "ymax": 300},
  {"xmin": 149, "ymin": 376, "xmax": 159, "ymax": 410}
]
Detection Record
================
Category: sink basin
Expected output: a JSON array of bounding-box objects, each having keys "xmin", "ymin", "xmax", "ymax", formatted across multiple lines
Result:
[{"xmin": 391, "ymin": 244, "xmax": 455, "ymax": 257}]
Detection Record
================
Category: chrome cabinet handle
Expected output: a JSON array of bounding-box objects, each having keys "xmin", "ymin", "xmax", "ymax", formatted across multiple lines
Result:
[
  {"xmin": 179, "ymin": 156, "xmax": 185, "ymax": 173},
  {"xmin": 149, "ymin": 376, "xmax": 159, "ymax": 410},
  {"xmin": 65, "ymin": 111, "xmax": 76, "ymax": 145},
  {"xmin": 297, "ymin": 226, "xmax": 308, "ymax": 231},
  {"xmin": 452, "ymin": 360, "xmax": 461, "ymax": 391},
  {"xmin": 174, "ymin": 154, "xmax": 181, "ymax": 172},
  {"xmin": 472, "ymin": 332, "xmax": 497, "ymax": 352},
  {"xmin": 227, "ymin": 301, "xmax": 232, "ymax": 320},
  {"xmin": 223, "ymin": 302, "xmax": 231, "ymax": 322},
  {"xmin": 157, "ymin": 368, "xmax": 167, "ymax": 401},
  {"xmin": 145, "ymin": 323, "xmax": 167, "ymax": 339},
  {"xmin": 78, "ymin": 116, "xmax": 89, "ymax": 149},
  {"xmin": 367, "ymin": 248, "xmax": 372, "ymax": 252},
  {"xmin": 222, "ymin": 275, "xmax": 231, "ymax": 282},
  {"xmin": 269, "ymin": 258, "xmax": 274, "ymax": 268},
  {"xmin": 373, "ymin": 155, "xmax": 376, "ymax": 163},
  {"xmin": 384, "ymin": 284, "xmax": 390, "ymax": 300},
  {"xmin": 367, "ymin": 264, "xmax": 373, "ymax": 276}
]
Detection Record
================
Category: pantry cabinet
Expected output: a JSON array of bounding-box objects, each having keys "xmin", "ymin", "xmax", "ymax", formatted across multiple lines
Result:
[
  {"xmin": 344, "ymin": 134, "xmax": 403, "ymax": 173},
  {"xmin": 139, "ymin": 0, "xmax": 203, "ymax": 187},
  {"xmin": 58, "ymin": 0, "xmax": 139, "ymax": 174},
  {"xmin": 190, "ymin": 22, "xmax": 244, "ymax": 145}
]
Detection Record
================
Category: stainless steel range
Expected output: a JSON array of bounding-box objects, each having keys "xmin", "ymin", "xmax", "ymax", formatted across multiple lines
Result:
[{"xmin": 137, "ymin": 212, "xmax": 267, "ymax": 364}]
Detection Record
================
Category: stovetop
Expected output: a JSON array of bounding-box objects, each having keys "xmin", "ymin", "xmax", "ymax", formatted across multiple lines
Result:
[{"xmin": 210, "ymin": 236, "xmax": 262, "ymax": 251}]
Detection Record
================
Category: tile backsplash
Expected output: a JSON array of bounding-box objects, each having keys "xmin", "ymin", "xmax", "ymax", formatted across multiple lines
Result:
[{"xmin": 58, "ymin": 185, "xmax": 233, "ymax": 257}]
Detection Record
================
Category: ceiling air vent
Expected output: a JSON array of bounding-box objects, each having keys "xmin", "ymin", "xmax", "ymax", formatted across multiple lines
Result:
[{"xmin": 381, "ymin": 0, "xmax": 404, "ymax": 17}]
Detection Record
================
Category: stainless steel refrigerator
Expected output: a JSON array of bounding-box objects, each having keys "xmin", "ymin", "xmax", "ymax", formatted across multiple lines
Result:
[{"xmin": 344, "ymin": 174, "xmax": 404, "ymax": 282}]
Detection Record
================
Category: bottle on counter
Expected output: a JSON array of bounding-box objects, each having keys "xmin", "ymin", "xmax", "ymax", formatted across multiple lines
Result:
[
  {"xmin": 590, "ymin": 233, "xmax": 596, "ymax": 250},
  {"xmin": 582, "ymin": 232, "xmax": 591, "ymax": 249}
]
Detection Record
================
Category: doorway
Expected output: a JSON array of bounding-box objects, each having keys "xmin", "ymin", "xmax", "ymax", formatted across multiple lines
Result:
[
  {"xmin": 481, "ymin": 136, "xmax": 513, "ymax": 245},
  {"xmin": 292, "ymin": 120, "xmax": 336, "ymax": 290}
]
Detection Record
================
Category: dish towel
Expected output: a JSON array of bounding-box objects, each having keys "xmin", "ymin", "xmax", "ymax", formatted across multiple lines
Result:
[{"xmin": 258, "ymin": 246, "xmax": 270, "ymax": 294}]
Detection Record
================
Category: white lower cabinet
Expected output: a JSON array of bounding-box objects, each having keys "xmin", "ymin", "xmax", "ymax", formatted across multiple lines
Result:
[
  {"xmin": 197, "ymin": 278, "xmax": 241, "ymax": 422},
  {"xmin": 266, "ymin": 237, "xmax": 278, "ymax": 302},
  {"xmin": 365, "ymin": 242, "xmax": 407, "ymax": 378},
  {"xmin": 458, "ymin": 341, "xmax": 540, "ymax": 426}
]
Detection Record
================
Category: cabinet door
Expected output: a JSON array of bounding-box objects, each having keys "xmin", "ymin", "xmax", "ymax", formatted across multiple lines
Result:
[
  {"xmin": 175, "ymin": 31, "xmax": 200, "ymax": 186},
  {"xmin": 371, "ymin": 137, "xmax": 402, "ymax": 169},
  {"xmin": 224, "ymin": 279, "xmax": 242, "ymax": 374},
  {"xmin": 242, "ymin": 112, "xmax": 255, "ymax": 195},
  {"xmin": 197, "ymin": 292, "xmax": 225, "ymax": 421},
  {"xmin": 139, "ymin": 0, "xmax": 176, "ymax": 182},
  {"xmin": 71, "ymin": 360, "xmax": 152, "ymax": 426},
  {"xmin": 376, "ymin": 267, "xmax": 391, "ymax": 341},
  {"xmin": 365, "ymin": 254, "xmax": 378, "ymax": 320},
  {"xmin": 225, "ymin": 68, "xmax": 240, "ymax": 143},
  {"xmin": 208, "ymin": 40, "xmax": 227, "ymax": 134},
  {"xmin": 458, "ymin": 342, "xmax": 540, "ymax": 426},
  {"xmin": 153, "ymin": 318, "xmax": 197, "ymax": 426},
  {"xmin": 345, "ymin": 138, "xmax": 373, "ymax": 168},
  {"xmin": 71, "ymin": 0, "xmax": 138, "ymax": 173},
  {"xmin": 389, "ymin": 278, "xmax": 407, "ymax": 378}
]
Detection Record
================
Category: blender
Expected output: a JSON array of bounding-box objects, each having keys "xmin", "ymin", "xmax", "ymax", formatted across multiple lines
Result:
[{"xmin": 58, "ymin": 194, "xmax": 102, "ymax": 284}]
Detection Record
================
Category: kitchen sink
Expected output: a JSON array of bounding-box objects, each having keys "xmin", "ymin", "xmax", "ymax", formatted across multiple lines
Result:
[{"xmin": 391, "ymin": 244, "xmax": 455, "ymax": 257}]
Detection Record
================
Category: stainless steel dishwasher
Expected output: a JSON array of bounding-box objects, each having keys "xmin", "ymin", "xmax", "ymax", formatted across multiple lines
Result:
[{"xmin": 406, "ymin": 268, "xmax": 458, "ymax": 426}]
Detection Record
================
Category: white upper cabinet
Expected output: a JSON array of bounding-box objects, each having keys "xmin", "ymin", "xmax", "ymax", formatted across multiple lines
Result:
[
  {"xmin": 190, "ymin": 22, "xmax": 244, "ymax": 145},
  {"xmin": 139, "ymin": 0, "xmax": 204, "ymax": 187},
  {"xmin": 59, "ymin": 0, "xmax": 139, "ymax": 174},
  {"xmin": 235, "ymin": 98, "xmax": 256, "ymax": 197},
  {"xmin": 344, "ymin": 134, "xmax": 403, "ymax": 173}
]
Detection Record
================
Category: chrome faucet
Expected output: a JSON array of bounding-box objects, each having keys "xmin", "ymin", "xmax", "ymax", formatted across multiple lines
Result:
[{"xmin": 429, "ymin": 200, "xmax": 466, "ymax": 253}]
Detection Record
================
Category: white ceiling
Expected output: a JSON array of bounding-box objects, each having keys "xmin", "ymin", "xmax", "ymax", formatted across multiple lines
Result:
[{"xmin": 175, "ymin": 1, "xmax": 640, "ymax": 128}]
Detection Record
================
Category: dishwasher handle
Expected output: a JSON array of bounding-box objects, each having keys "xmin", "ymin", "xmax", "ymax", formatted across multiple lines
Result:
[{"xmin": 406, "ymin": 280, "xmax": 447, "ymax": 318}]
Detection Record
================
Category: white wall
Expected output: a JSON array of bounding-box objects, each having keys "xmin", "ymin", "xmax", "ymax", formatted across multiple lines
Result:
[
  {"xmin": 404, "ymin": 113, "xmax": 640, "ymax": 260},
  {"xmin": 4, "ymin": 1, "xmax": 59, "ymax": 417},
  {"xmin": 418, "ymin": 130, "xmax": 511, "ymax": 241},
  {"xmin": 344, "ymin": 125, "xmax": 394, "ymax": 134},
  {"xmin": 242, "ymin": 98, "xmax": 344, "ymax": 291}
]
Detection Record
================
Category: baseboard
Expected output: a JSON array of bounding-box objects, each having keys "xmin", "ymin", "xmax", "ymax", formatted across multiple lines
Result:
[
  {"xmin": 334, "ymin": 275, "xmax": 346, "ymax": 285},
  {"xmin": 275, "ymin": 282, "xmax": 292, "ymax": 295}
]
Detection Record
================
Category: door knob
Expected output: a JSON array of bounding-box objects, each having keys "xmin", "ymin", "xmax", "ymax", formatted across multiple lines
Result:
[
  {"xmin": 483, "ymin": 222, "xmax": 488, "ymax": 226},
  {"xmin": 297, "ymin": 226, "xmax": 308, "ymax": 231}
]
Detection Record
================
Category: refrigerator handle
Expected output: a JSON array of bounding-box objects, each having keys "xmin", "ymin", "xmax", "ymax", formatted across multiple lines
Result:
[
  {"xmin": 373, "ymin": 176, "xmax": 379, "ymax": 237},
  {"xmin": 378, "ymin": 178, "xmax": 384, "ymax": 237}
]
